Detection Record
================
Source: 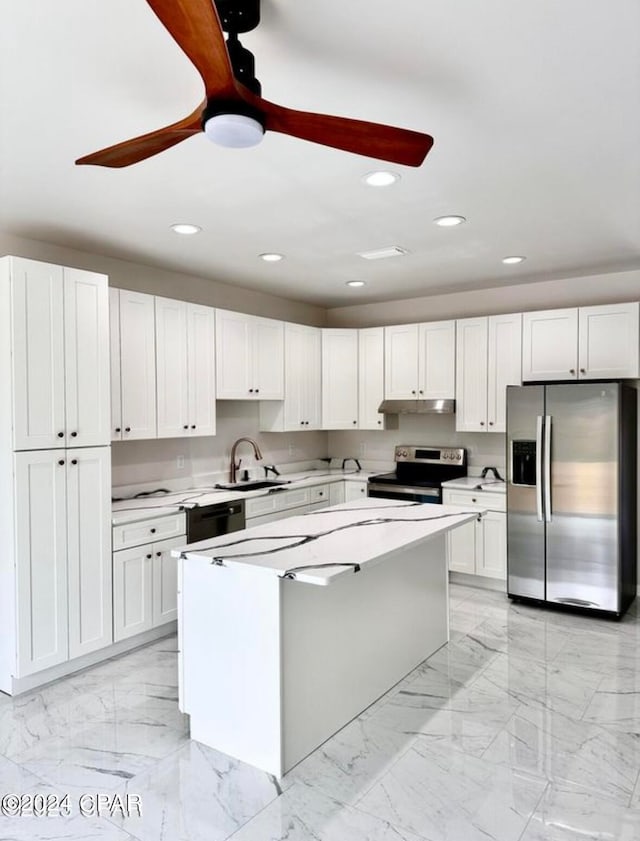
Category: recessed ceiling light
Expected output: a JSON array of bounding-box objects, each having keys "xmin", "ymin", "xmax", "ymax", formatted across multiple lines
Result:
[
  {"xmin": 358, "ymin": 246, "xmax": 409, "ymax": 260},
  {"xmin": 363, "ymin": 171, "xmax": 400, "ymax": 187},
  {"xmin": 171, "ymin": 223, "xmax": 201, "ymax": 235},
  {"xmin": 502, "ymin": 256, "xmax": 526, "ymax": 264},
  {"xmin": 259, "ymin": 252, "xmax": 284, "ymax": 262},
  {"xmin": 433, "ymin": 215, "xmax": 466, "ymax": 227},
  {"xmin": 346, "ymin": 280, "xmax": 366, "ymax": 287}
]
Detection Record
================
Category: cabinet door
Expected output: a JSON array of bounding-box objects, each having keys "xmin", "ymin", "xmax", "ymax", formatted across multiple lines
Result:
[
  {"xmin": 487, "ymin": 313, "xmax": 522, "ymax": 433},
  {"xmin": 322, "ymin": 329, "xmax": 359, "ymax": 429},
  {"xmin": 384, "ymin": 324, "xmax": 419, "ymax": 399},
  {"xmin": 119, "ymin": 290, "xmax": 157, "ymax": 439},
  {"xmin": 215, "ymin": 309, "xmax": 252, "ymax": 398},
  {"xmin": 63, "ymin": 269, "xmax": 110, "ymax": 447},
  {"xmin": 359, "ymin": 327, "xmax": 385, "ymax": 430},
  {"xmin": 67, "ymin": 447, "xmax": 112, "ymax": 659},
  {"xmin": 113, "ymin": 545, "xmax": 154, "ymax": 641},
  {"xmin": 344, "ymin": 481, "xmax": 368, "ymax": 502},
  {"xmin": 329, "ymin": 482, "xmax": 346, "ymax": 506},
  {"xmin": 418, "ymin": 320, "xmax": 456, "ymax": 399},
  {"xmin": 155, "ymin": 297, "xmax": 189, "ymax": 438},
  {"xmin": 284, "ymin": 323, "xmax": 321, "ymax": 429},
  {"xmin": 14, "ymin": 450, "xmax": 68, "ymax": 676},
  {"xmin": 301, "ymin": 326, "xmax": 322, "ymax": 428},
  {"xmin": 253, "ymin": 316, "xmax": 284, "ymax": 399},
  {"xmin": 152, "ymin": 536, "xmax": 185, "ymax": 627},
  {"xmin": 446, "ymin": 518, "xmax": 477, "ymax": 575},
  {"xmin": 187, "ymin": 303, "xmax": 217, "ymax": 436},
  {"xmin": 109, "ymin": 288, "xmax": 123, "ymax": 441},
  {"xmin": 477, "ymin": 511, "xmax": 507, "ymax": 579},
  {"xmin": 455, "ymin": 318, "xmax": 488, "ymax": 432},
  {"xmin": 578, "ymin": 302, "xmax": 640, "ymax": 379},
  {"xmin": 522, "ymin": 309, "xmax": 578, "ymax": 381},
  {"xmin": 11, "ymin": 258, "xmax": 66, "ymax": 450}
]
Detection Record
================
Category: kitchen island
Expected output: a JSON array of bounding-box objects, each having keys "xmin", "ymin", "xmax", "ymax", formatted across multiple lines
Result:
[{"xmin": 175, "ymin": 497, "xmax": 477, "ymax": 777}]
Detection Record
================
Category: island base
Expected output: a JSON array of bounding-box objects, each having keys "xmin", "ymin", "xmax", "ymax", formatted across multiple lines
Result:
[{"xmin": 181, "ymin": 533, "xmax": 449, "ymax": 777}]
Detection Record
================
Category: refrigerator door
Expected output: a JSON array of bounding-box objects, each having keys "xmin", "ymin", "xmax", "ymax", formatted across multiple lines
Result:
[
  {"xmin": 507, "ymin": 385, "xmax": 546, "ymax": 599},
  {"xmin": 545, "ymin": 383, "xmax": 619, "ymax": 612}
]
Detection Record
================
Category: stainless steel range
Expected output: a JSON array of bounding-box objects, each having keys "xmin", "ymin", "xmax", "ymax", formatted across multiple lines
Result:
[{"xmin": 368, "ymin": 445, "xmax": 467, "ymax": 504}]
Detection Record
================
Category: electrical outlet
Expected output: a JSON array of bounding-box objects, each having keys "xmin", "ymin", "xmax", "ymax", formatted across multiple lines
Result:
[
  {"xmin": 288, "ymin": 443, "xmax": 295, "ymax": 457},
  {"xmin": 177, "ymin": 455, "xmax": 185, "ymax": 470}
]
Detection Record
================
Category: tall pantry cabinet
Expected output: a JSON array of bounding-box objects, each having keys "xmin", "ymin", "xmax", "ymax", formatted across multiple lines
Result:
[{"xmin": 0, "ymin": 256, "xmax": 112, "ymax": 694}]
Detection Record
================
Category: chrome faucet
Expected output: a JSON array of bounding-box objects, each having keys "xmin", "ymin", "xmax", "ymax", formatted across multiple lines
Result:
[{"xmin": 229, "ymin": 437, "xmax": 263, "ymax": 483}]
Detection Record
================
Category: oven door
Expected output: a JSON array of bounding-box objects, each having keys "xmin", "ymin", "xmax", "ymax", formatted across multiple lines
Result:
[{"xmin": 367, "ymin": 482, "xmax": 442, "ymax": 504}]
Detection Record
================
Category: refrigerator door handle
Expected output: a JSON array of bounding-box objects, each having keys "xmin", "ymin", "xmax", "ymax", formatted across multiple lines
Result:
[
  {"xmin": 544, "ymin": 414, "xmax": 552, "ymax": 522},
  {"xmin": 536, "ymin": 415, "xmax": 544, "ymax": 522}
]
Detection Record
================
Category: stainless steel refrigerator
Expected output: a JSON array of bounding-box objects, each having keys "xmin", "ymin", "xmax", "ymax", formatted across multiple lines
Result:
[{"xmin": 506, "ymin": 382, "xmax": 637, "ymax": 617}]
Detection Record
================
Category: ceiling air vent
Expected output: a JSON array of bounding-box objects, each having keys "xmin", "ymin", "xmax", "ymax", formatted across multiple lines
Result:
[{"xmin": 358, "ymin": 246, "xmax": 409, "ymax": 260}]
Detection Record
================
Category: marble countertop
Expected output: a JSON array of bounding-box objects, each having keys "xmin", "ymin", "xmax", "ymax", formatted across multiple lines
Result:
[
  {"xmin": 173, "ymin": 497, "xmax": 478, "ymax": 586},
  {"xmin": 111, "ymin": 469, "xmax": 376, "ymax": 525},
  {"xmin": 441, "ymin": 476, "xmax": 506, "ymax": 494}
]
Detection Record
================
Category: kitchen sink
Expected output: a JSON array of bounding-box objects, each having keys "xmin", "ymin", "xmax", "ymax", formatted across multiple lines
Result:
[{"xmin": 215, "ymin": 480, "xmax": 290, "ymax": 492}]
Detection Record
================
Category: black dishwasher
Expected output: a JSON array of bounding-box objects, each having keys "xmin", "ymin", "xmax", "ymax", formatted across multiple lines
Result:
[{"xmin": 186, "ymin": 500, "xmax": 245, "ymax": 543}]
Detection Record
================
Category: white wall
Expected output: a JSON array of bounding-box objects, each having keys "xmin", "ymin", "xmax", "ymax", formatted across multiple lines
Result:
[
  {"xmin": 112, "ymin": 401, "xmax": 328, "ymax": 489},
  {"xmin": 326, "ymin": 269, "xmax": 640, "ymax": 327},
  {"xmin": 0, "ymin": 232, "xmax": 326, "ymax": 326}
]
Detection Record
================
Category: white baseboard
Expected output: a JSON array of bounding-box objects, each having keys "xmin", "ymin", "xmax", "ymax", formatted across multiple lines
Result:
[{"xmin": 449, "ymin": 571, "xmax": 506, "ymax": 593}]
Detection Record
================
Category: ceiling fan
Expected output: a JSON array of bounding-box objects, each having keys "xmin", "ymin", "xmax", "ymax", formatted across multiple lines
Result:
[{"xmin": 76, "ymin": 0, "xmax": 434, "ymax": 169}]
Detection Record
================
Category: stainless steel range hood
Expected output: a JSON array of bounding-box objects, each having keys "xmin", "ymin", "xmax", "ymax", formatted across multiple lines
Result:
[{"xmin": 377, "ymin": 399, "xmax": 456, "ymax": 415}]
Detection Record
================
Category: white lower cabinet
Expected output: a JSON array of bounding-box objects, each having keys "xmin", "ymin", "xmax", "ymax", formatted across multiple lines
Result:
[
  {"xmin": 245, "ymin": 484, "xmax": 330, "ymax": 527},
  {"xmin": 344, "ymin": 480, "xmax": 368, "ymax": 502},
  {"xmin": 443, "ymin": 488, "xmax": 506, "ymax": 581},
  {"xmin": 14, "ymin": 447, "xmax": 112, "ymax": 678},
  {"xmin": 113, "ymin": 521, "xmax": 185, "ymax": 642}
]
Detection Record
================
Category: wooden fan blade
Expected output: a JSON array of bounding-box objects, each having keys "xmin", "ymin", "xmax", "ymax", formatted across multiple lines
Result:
[
  {"xmin": 259, "ymin": 100, "xmax": 434, "ymax": 167},
  {"xmin": 76, "ymin": 104, "xmax": 205, "ymax": 168},
  {"xmin": 145, "ymin": 0, "xmax": 237, "ymax": 97}
]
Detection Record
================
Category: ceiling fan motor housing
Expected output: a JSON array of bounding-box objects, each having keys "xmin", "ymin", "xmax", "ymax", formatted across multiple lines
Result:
[{"xmin": 214, "ymin": 0, "xmax": 260, "ymax": 33}]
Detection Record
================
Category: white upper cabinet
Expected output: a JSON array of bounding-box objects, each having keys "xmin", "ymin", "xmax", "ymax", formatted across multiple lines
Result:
[
  {"xmin": 156, "ymin": 298, "xmax": 216, "ymax": 437},
  {"xmin": 6, "ymin": 257, "xmax": 109, "ymax": 450},
  {"xmin": 260, "ymin": 323, "xmax": 321, "ymax": 431},
  {"xmin": 111, "ymin": 289, "xmax": 157, "ymax": 440},
  {"xmin": 358, "ymin": 327, "xmax": 385, "ymax": 430},
  {"xmin": 322, "ymin": 329, "xmax": 359, "ymax": 429},
  {"xmin": 384, "ymin": 321, "xmax": 455, "ymax": 400},
  {"xmin": 523, "ymin": 303, "xmax": 639, "ymax": 381},
  {"xmin": 578, "ymin": 303, "xmax": 639, "ymax": 379},
  {"xmin": 216, "ymin": 309, "xmax": 284, "ymax": 400},
  {"xmin": 522, "ymin": 308, "xmax": 579, "ymax": 381},
  {"xmin": 456, "ymin": 313, "xmax": 522, "ymax": 432}
]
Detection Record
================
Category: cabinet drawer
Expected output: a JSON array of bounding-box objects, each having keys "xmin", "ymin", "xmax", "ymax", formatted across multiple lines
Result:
[
  {"xmin": 442, "ymin": 489, "xmax": 506, "ymax": 512},
  {"xmin": 112, "ymin": 513, "xmax": 186, "ymax": 550},
  {"xmin": 245, "ymin": 487, "xmax": 312, "ymax": 518},
  {"xmin": 309, "ymin": 484, "xmax": 329, "ymax": 504}
]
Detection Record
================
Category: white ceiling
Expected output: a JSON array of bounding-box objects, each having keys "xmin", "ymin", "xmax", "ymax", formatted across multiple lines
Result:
[{"xmin": 2, "ymin": 1, "xmax": 640, "ymax": 307}]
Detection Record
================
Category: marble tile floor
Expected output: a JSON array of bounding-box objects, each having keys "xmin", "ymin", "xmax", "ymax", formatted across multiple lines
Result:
[{"xmin": 3, "ymin": 584, "xmax": 640, "ymax": 840}]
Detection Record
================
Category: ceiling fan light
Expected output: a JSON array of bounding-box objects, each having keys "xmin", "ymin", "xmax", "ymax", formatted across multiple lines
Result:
[
  {"xmin": 433, "ymin": 215, "xmax": 466, "ymax": 227},
  {"xmin": 363, "ymin": 171, "xmax": 399, "ymax": 187},
  {"xmin": 204, "ymin": 113, "xmax": 264, "ymax": 148}
]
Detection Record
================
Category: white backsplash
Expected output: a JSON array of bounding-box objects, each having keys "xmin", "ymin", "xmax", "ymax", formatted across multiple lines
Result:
[
  {"xmin": 328, "ymin": 413, "xmax": 507, "ymax": 477},
  {"xmin": 111, "ymin": 400, "xmax": 329, "ymax": 492}
]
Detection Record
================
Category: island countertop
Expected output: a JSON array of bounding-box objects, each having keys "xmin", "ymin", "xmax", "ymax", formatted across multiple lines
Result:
[{"xmin": 173, "ymin": 497, "xmax": 478, "ymax": 585}]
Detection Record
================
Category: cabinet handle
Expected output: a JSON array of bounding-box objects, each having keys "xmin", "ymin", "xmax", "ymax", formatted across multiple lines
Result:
[
  {"xmin": 183, "ymin": 425, "xmax": 189, "ymax": 430},
  {"xmin": 125, "ymin": 426, "xmax": 131, "ymax": 433},
  {"xmin": 191, "ymin": 425, "xmax": 196, "ymax": 429},
  {"xmin": 353, "ymin": 420, "xmax": 357, "ymax": 425},
  {"xmin": 70, "ymin": 431, "xmax": 78, "ymax": 438},
  {"xmin": 489, "ymin": 421, "xmax": 494, "ymax": 426},
  {"xmin": 57, "ymin": 432, "xmax": 64, "ymax": 438},
  {"xmin": 419, "ymin": 390, "xmax": 424, "ymax": 395},
  {"xmin": 255, "ymin": 388, "xmax": 259, "ymax": 394},
  {"xmin": 150, "ymin": 528, "xmax": 156, "ymax": 534},
  {"xmin": 318, "ymin": 491, "xmax": 324, "ymax": 497},
  {"xmin": 569, "ymin": 369, "xmax": 576, "ymax": 375},
  {"xmin": 156, "ymin": 551, "xmax": 162, "ymax": 557},
  {"xmin": 249, "ymin": 388, "xmax": 254, "ymax": 393},
  {"xmin": 115, "ymin": 427, "xmax": 121, "ymax": 433},
  {"xmin": 411, "ymin": 390, "xmax": 416, "ymax": 395},
  {"xmin": 58, "ymin": 459, "xmax": 65, "ymax": 466},
  {"xmin": 146, "ymin": 553, "xmax": 152, "ymax": 560},
  {"xmin": 300, "ymin": 420, "xmax": 305, "ymax": 425},
  {"xmin": 480, "ymin": 421, "xmax": 485, "ymax": 426},
  {"xmin": 580, "ymin": 368, "xmax": 586, "ymax": 374},
  {"xmin": 71, "ymin": 459, "xmax": 78, "ymax": 465},
  {"xmin": 377, "ymin": 420, "xmax": 381, "ymax": 425},
  {"xmin": 472, "ymin": 497, "xmax": 477, "ymax": 503}
]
